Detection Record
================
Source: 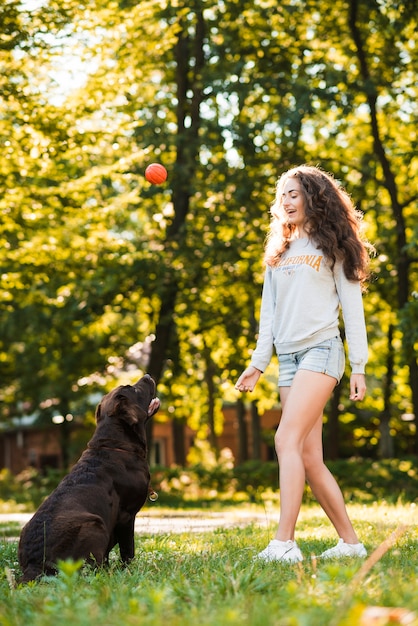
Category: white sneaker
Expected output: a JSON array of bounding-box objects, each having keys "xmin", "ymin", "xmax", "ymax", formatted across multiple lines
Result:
[
  {"xmin": 255, "ymin": 539, "xmax": 303, "ymax": 563},
  {"xmin": 320, "ymin": 538, "xmax": 367, "ymax": 559}
]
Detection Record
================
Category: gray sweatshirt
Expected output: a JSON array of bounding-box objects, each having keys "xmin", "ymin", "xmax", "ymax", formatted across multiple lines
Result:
[{"xmin": 249, "ymin": 238, "xmax": 368, "ymax": 374}]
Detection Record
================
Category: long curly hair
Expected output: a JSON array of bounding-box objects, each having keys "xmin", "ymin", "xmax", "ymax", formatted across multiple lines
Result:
[{"xmin": 264, "ymin": 165, "xmax": 374, "ymax": 285}]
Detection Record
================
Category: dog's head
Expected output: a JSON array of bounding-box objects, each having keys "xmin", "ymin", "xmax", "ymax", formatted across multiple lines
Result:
[{"xmin": 95, "ymin": 374, "xmax": 160, "ymax": 428}]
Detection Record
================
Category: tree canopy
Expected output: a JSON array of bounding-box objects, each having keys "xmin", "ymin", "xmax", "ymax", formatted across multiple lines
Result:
[{"xmin": 1, "ymin": 0, "xmax": 417, "ymax": 461}]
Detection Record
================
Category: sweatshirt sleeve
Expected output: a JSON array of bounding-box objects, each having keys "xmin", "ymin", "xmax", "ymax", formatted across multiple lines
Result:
[
  {"xmin": 249, "ymin": 267, "xmax": 275, "ymax": 372},
  {"xmin": 333, "ymin": 261, "xmax": 369, "ymax": 374}
]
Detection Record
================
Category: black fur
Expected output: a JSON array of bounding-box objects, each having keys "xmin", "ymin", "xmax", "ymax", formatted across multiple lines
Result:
[{"xmin": 18, "ymin": 374, "xmax": 160, "ymax": 583}]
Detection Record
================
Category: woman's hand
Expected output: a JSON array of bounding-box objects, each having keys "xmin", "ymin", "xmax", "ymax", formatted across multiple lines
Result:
[
  {"xmin": 349, "ymin": 373, "xmax": 366, "ymax": 401},
  {"xmin": 235, "ymin": 366, "xmax": 262, "ymax": 393}
]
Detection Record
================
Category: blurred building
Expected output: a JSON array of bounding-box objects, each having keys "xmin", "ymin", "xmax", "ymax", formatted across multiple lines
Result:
[{"xmin": 0, "ymin": 405, "xmax": 280, "ymax": 473}]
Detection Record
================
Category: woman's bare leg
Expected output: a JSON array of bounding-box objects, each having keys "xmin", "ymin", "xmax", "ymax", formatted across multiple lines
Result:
[
  {"xmin": 275, "ymin": 370, "xmax": 360, "ymax": 543},
  {"xmin": 273, "ymin": 369, "xmax": 336, "ymax": 541},
  {"xmin": 301, "ymin": 414, "xmax": 360, "ymax": 543}
]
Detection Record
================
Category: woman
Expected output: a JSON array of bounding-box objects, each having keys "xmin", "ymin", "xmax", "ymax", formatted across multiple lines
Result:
[{"xmin": 235, "ymin": 165, "xmax": 373, "ymax": 562}]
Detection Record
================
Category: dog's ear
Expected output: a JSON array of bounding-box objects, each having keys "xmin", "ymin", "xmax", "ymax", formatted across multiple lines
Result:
[
  {"xmin": 95, "ymin": 403, "xmax": 103, "ymax": 423},
  {"xmin": 120, "ymin": 402, "xmax": 142, "ymax": 426}
]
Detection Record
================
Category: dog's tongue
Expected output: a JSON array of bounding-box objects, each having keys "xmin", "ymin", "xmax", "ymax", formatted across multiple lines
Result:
[{"xmin": 148, "ymin": 397, "xmax": 160, "ymax": 416}]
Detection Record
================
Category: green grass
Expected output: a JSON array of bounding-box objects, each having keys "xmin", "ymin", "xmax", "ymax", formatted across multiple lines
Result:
[
  {"xmin": 0, "ymin": 503, "xmax": 417, "ymax": 626},
  {"xmin": 0, "ymin": 522, "xmax": 21, "ymax": 538}
]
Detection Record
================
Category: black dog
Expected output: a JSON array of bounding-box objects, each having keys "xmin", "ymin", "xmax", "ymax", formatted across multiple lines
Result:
[{"xmin": 18, "ymin": 374, "xmax": 160, "ymax": 583}]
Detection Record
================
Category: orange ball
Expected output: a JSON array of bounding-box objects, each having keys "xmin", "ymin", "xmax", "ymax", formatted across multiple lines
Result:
[{"xmin": 145, "ymin": 163, "xmax": 168, "ymax": 185}]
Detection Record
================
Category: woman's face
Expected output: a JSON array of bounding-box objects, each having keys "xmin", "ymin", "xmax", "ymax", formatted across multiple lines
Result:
[{"xmin": 280, "ymin": 176, "xmax": 307, "ymax": 234}]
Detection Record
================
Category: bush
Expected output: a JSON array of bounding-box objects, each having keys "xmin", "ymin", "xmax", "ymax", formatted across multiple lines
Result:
[
  {"xmin": 1, "ymin": 457, "xmax": 417, "ymax": 512},
  {"xmin": 327, "ymin": 457, "xmax": 418, "ymax": 503},
  {"xmin": 0, "ymin": 467, "xmax": 65, "ymax": 512},
  {"xmin": 232, "ymin": 460, "xmax": 279, "ymax": 502}
]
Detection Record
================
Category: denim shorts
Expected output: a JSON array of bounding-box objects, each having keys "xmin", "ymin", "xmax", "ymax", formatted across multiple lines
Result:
[{"xmin": 278, "ymin": 336, "xmax": 345, "ymax": 386}]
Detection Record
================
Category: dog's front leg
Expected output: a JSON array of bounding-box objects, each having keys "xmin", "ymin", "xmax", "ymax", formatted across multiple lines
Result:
[{"xmin": 115, "ymin": 519, "xmax": 135, "ymax": 562}]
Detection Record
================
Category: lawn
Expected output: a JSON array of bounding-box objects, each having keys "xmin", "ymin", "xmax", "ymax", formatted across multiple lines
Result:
[{"xmin": 0, "ymin": 502, "xmax": 417, "ymax": 626}]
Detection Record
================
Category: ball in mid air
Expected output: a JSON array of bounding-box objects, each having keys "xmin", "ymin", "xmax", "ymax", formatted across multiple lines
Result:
[{"xmin": 145, "ymin": 163, "xmax": 168, "ymax": 185}]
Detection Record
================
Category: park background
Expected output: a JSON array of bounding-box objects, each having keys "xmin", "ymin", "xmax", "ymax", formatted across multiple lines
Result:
[{"xmin": 0, "ymin": 0, "xmax": 417, "ymax": 504}]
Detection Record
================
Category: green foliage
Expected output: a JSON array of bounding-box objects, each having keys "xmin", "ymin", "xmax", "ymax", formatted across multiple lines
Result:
[
  {"xmin": 135, "ymin": 458, "xmax": 418, "ymax": 508},
  {"xmin": 0, "ymin": 468, "xmax": 64, "ymax": 512},
  {"xmin": 327, "ymin": 458, "xmax": 418, "ymax": 504},
  {"xmin": 0, "ymin": 0, "xmax": 417, "ymax": 459},
  {"xmin": 231, "ymin": 460, "xmax": 279, "ymax": 503},
  {"xmin": 0, "ymin": 505, "xmax": 417, "ymax": 626},
  {"xmin": 399, "ymin": 292, "xmax": 418, "ymax": 362},
  {"xmin": 1, "ymin": 459, "xmax": 417, "ymax": 513}
]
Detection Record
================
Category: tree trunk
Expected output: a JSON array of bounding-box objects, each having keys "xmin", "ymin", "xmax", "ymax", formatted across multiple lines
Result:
[
  {"xmin": 144, "ymin": 10, "xmax": 205, "ymax": 455},
  {"xmin": 325, "ymin": 328, "xmax": 345, "ymax": 460},
  {"xmin": 348, "ymin": 0, "xmax": 417, "ymax": 445},
  {"xmin": 409, "ymin": 357, "xmax": 418, "ymax": 454},
  {"xmin": 236, "ymin": 399, "xmax": 249, "ymax": 464},
  {"xmin": 325, "ymin": 382, "xmax": 343, "ymax": 460},
  {"xmin": 379, "ymin": 324, "xmax": 394, "ymax": 458},
  {"xmin": 250, "ymin": 401, "xmax": 261, "ymax": 460},
  {"xmin": 146, "ymin": 277, "xmax": 178, "ymax": 450},
  {"xmin": 172, "ymin": 420, "xmax": 186, "ymax": 466},
  {"xmin": 203, "ymin": 343, "xmax": 218, "ymax": 450},
  {"xmin": 58, "ymin": 399, "xmax": 71, "ymax": 470}
]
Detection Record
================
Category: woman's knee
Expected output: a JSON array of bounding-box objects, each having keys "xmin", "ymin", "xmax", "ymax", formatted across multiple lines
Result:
[
  {"xmin": 274, "ymin": 430, "xmax": 287, "ymax": 459},
  {"xmin": 304, "ymin": 455, "xmax": 327, "ymax": 485},
  {"xmin": 274, "ymin": 430, "xmax": 282, "ymax": 456},
  {"xmin": 274, "ymin": 429, "xmax": 301, "ymax": 459}
]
